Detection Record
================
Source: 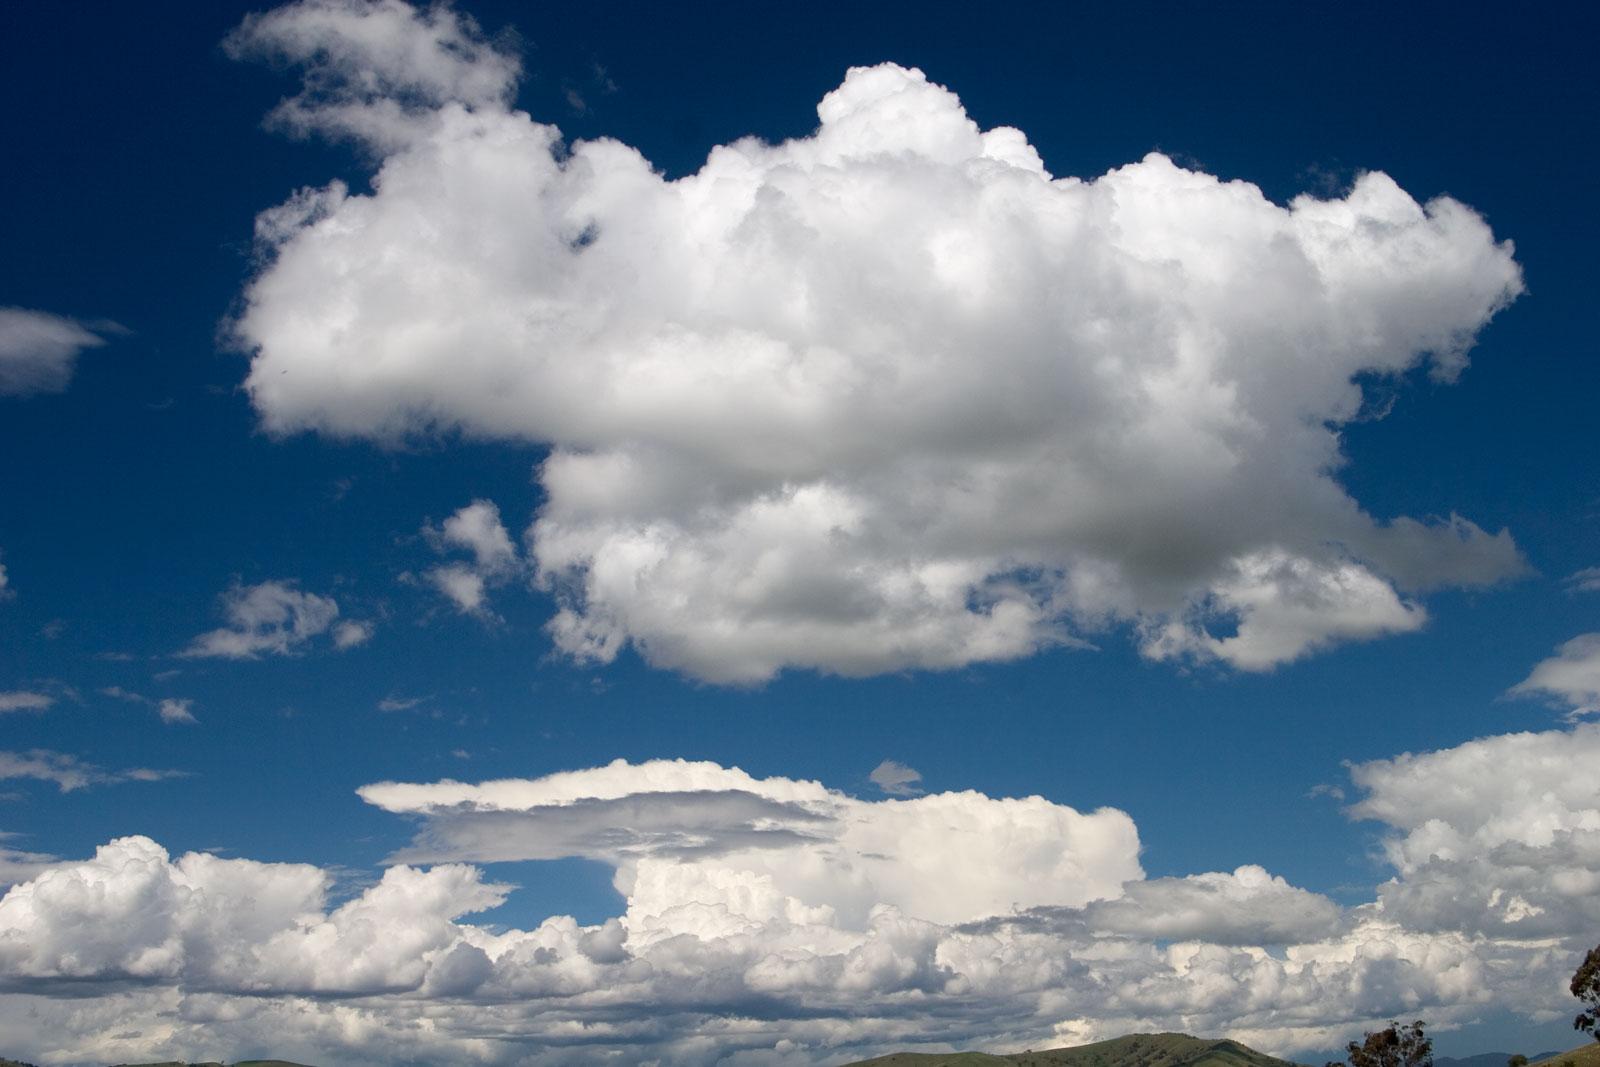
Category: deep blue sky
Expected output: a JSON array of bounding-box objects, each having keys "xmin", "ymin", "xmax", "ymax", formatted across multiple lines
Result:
[{"xmin": 1, "ymin": 1, "xmax": 1597, "ymax": 1060}]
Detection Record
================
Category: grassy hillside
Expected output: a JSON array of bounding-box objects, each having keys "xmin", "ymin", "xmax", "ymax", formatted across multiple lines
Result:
[
  {"xmin": 1531, "ymin": 1043, "xmax": 1600, "ymax": 1067},
  {"xmin": 842, "ymin": 1031, "xmax": 1306, "ymax": 1067}
]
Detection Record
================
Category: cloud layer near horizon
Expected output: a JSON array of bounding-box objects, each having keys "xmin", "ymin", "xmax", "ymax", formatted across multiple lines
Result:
[
  {"xmin": 230, "ymin": 0, "xmax": 1525, "ymax": 683},
  {"xmin": 3, "ymin": 724, "xmax": 1598, "ymax": 1065}
]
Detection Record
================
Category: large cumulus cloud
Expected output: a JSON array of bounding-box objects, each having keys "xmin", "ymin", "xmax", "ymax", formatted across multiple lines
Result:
[
  {"xmin": 3, "ymin": 733, "xmax": 1598, "ymax": 1065},
  {"xmin": 229, "ymin": 0, "xmax": 1524, "ymax": 683}
]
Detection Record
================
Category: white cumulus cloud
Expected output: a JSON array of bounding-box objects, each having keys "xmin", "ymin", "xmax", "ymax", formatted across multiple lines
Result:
[
  {"xmin": 0, "ymin": 308, "xmax": 107, "ymax": 397},
  {"xmin": 228, "ymin": 0, "xmax": 1524, "ymax": 684}
]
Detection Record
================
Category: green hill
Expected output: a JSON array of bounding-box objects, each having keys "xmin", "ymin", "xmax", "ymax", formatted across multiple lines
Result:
[{"xmin": 840, "ymin": 1031, "xmax": 1307, "ymax": 1067}]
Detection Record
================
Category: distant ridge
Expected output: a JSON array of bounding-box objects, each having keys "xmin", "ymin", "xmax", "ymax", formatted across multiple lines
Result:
[
  {"xmin": 0, "ymin": 1061, "xmax": 314, "ymax": 1067},
  {"xmin": 1436, "ymin": 1053, "xmax": 1561, "ymax": 1067},
  {"xmin": 104, "ymin": 1061, "xmax": 314, "ymax": 1067},
  {"xmin": 108, "ymin": 1061, "xmax": 315, "ymax": 1067},
  {"xmin": 838, "ymin": 1030, "xmax": 1309, "ymax": 1067}
]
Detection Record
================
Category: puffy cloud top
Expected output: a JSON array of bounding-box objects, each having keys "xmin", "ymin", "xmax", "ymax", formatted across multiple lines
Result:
[{"xmin": 1349, "ymin": 723, "xmax": 1600, "ymax": 938}]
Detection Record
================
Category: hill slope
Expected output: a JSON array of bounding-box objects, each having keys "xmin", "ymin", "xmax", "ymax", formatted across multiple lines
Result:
[
  {"xmin": 1531, "ymin": 1045, "xmax": 1600, "ymax": 1067},
  {"xmin": 841, "ymin": 1031, "xmax": 1306, "ymax": 1067}
]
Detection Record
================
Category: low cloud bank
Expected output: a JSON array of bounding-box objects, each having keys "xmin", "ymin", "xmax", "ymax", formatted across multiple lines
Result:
[{"xmin": 4, "ymin": 726, "xmax": 1598, "ymax": 1064}]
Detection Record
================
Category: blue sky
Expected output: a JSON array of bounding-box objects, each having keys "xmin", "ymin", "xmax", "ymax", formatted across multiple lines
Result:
[{"xmin": 1, "ymin": 2, "xmax": 1598, "ymax": 1064}]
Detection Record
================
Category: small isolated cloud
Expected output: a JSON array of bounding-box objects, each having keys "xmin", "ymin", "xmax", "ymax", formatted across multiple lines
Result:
[
  {"xmin": 0, "ymin": 692, "xmax": 53, "ymax": 714},
  {"xmin": 1508, "ymin": 633, "xmax": 1600, "ymax": 717},
  {"xmin": 182, "ymin": 579, "xmax": 367, "ymax": 659},
  {"xmin": 331, "ymin": 618, "xmax": 374, "ymax": 649},
  {"xmin": 1306, "ymin": 782, "xmax": 1346, "ymax": 802},
  {"xmin": 1565, "ymin": 566, "xmax": 1600, "ymax": 594},
  {"xmin": 102, "ymin": 687, "xmax": 200, "ymax": 725},
  {"xmin": 869, "ymin": 758, "xmax": 923, "ymax": 796},
  {"xmin": 0, "ymin": 308, "xmax": 107, "ymax": 397},
  {"xmin": 157, "ymin": 699, "xmax": 198, "ymax": 725},
  {"xmin": 378, "ymin": 694, "xmax": 428, "ymax": 712},
  {"xmin": 230, "ymin": 0, "xmax": 1525, "ymax": 684},
  {"xmin": 0, "ymin": 750, "xmax": 182, "ymax": 792},
  {"xmin": 421, "ymin": 500, "xmax": 525, "ymax": 618},
  {"xmin": 426, "ymin": 563, "xmax": 487, "ymax": 615}
]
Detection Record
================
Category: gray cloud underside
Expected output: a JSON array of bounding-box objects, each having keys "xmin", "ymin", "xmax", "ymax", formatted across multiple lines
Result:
[{"xmin": 387, "ymin": 790, "xmax": 836, "ymax": 865}]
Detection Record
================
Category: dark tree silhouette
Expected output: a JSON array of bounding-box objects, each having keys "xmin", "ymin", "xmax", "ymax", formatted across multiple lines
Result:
[
  {"xmin": 1575, "ymin": 942, "xmax": 1600, "ymax": 1040},
  {"xmin": 1328, "ymin": 1021, "xmax": 1433, "ymax": 1067},
  {"xmin": 1508, "ymin": 1055, "xmax": 1529, "ymax": 1067}
]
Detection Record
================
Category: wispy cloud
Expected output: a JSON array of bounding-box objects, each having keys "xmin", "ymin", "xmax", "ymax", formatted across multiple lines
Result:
[
  {"xmin": 101, "ymin": 687, "xmax": 199, "ymax": 725},
  {"xmin": 0, "ymin": 692, "xmax": 53, "ymax": 714},
  {"xmin": 0, "ymin": 307, "xmax": 109, "ymax": 397},
  {"xmin": 0, "ymin": 749, "xmax": 184, "ymax": 792},
  {"xmin": 1565, "ymin": 566, "xmax": 1600, "ymax": 594}
]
